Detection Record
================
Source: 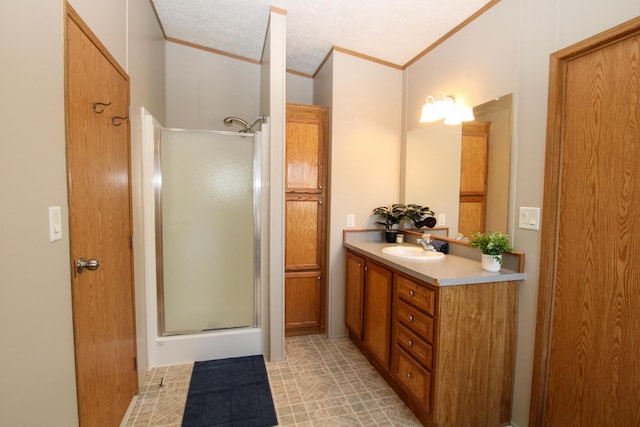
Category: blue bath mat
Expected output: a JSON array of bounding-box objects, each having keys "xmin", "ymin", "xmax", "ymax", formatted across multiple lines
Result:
[{"xmin": 182, "ymin": 355, "xmax": 278, "ymax": 427}]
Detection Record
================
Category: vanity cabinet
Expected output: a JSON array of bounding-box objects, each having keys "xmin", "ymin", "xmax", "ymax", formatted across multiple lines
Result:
[
  {"xmin": 345, "ymin": 249, "xmax": 517, "ymax": 427},
  {"xmin": 345, "ymin": 252, "xmax": 393, "ymax": 369}
]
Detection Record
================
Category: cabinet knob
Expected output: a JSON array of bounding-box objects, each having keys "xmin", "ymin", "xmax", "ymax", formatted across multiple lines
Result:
[
  {"xmin": 408, "ymin": 340, "xmax": 413, "ymax": 347},
  {"xmin": 318, "ymin": 185, "xmax": 323, "ymax": 189},
  {"xmin": 406, "ymin": 372, "xmax": 412, "ymax": 379},
  {"xmin": 408, "ymin": 315, "xmax": 414, "ymax": 322},
  {"xmin": 409, "ymin": 290, "xmax": 415, "ymax": 297}
]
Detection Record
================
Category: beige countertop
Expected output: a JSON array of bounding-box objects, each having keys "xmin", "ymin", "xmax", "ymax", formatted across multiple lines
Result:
[{"xmin": 344, "ymin": 240, "xmax": 526, "ymax": 286}]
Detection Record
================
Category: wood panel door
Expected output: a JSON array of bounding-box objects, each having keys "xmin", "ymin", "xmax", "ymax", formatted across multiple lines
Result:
[
  {"xmin": 66, "ymin": 7, "xmax": 137, "ymax": 426},
  {"xmin": 530, "ymin": 17, "xmax": 640, "ymax": 426},
  {"xmin": 363, "ymin": 260, "xmax": 393, "ymax": 369},
  {"xmin": 284, "ymin": 104, "xmax": 329, "ymax": 335},
  {"xmin": 345, "ymin": 251, "xmax": 365, "ymax": 338},
  {"xmin": 459, "ymin": 121, "xmax": 489, "ymax": 237}
]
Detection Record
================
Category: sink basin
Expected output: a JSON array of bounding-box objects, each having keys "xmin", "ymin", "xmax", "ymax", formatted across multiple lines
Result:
[{"xmin": 382, "ymin": 245, "xmax": 445, "ymax": 261}]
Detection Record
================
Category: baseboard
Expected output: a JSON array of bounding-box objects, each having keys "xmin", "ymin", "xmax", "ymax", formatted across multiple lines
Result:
[{"xmin": 119, "ymin": 394, "xmax": 138, "ymax": 427}]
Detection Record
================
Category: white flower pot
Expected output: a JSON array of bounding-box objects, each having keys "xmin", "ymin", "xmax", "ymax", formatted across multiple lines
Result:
[{"xmin": 481, "ymin": 254, "xmax": 502, "ymax": 272}]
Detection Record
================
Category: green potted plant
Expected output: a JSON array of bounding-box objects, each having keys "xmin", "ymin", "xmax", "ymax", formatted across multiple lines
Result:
[
  {"xmin": 469, "ymin": 231, "xmax": 514, "ymax": 271},
  {"xmin": 405, "ymin": 204, "xmax": 437, "ymax": 229},
  {"xmin": 372, "ymin": 204, "xmax": 408, "ymax": 243}
]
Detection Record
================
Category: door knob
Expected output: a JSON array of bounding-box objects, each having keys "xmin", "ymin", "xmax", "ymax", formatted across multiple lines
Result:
[{"xmin": 77, "ymin": 257, "xmax": 100, "ymax": 273}]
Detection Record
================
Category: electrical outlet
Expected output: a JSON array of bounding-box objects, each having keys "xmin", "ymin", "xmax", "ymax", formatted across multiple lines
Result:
[{"xmin": 346, "ymin": 214, "xmax": 355, "ymax": 228}]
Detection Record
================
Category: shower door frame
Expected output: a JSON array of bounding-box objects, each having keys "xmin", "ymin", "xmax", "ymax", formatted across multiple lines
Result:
[{"xmin": 154, "ymin": 128, "xmax": 263, "ymax": 336}]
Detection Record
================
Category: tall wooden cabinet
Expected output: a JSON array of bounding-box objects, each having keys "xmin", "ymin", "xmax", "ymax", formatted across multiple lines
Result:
[{"xmin": 284, "ymin": 103, "xmax": 329, "ymax": 335}]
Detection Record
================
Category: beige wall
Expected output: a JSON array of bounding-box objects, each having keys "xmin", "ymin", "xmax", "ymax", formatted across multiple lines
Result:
[
  {"xmin": 0, "ymin": 0, "xmax": 165, "ymax": 424},
  {"xmin": 405, "ymin": 0, "xmax": 640, "ymax": 426},
  {"xmin": 323, "ymin": 51, "xmax": 404, "ymax": 338},
  {"xmin": 165, "ymin": 42, "xmax": 262, "ymax": 130},
  {"xmin": 0, "ymin": 1, "xmax": 78, "ymax": 425},
  {"xmin": 128, "ymin": 0, "xmax": 167, "ymax": 385},
  {"xmin": 69, "ymin": 0, "xmax": 127, "ymax": 68},
  {"xmin": 287, "ymin": 73, "xmax": 314, "ymax": 105}
]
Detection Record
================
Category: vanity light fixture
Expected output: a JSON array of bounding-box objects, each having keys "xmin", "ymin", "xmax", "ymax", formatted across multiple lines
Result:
[{"xmin": 420, "ymin": 92, "xmax": 474, "ymax": 125}]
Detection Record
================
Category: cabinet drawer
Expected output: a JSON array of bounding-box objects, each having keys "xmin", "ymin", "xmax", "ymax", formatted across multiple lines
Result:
[
  {"xmin": 396, "ymin": 300, "xmax": 434, "ymax": 342},
  {"xmin": 396, "ymin": 274, "xmax": 435, "ymax": 315},
  {"xmin": 396, "ymin": 324, "xmax": 433, "ymax": 370},
  {"xmin": 394, "ymin": 346, "xmax": 431, "ymax": 413}
]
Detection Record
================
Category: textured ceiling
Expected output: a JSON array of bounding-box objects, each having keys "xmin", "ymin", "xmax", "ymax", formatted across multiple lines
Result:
[{"xmin": 152, "ymin": 0, "xmax": 494, "ymax": 76}]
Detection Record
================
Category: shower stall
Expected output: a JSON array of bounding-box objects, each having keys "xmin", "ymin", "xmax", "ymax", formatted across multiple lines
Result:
[{"xmin": 141, "ymin": 109, "xmax": 268, "ymax": 366}]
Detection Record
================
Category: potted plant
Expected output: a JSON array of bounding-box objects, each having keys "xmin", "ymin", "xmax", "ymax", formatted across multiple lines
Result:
[
  {"xmin": 469, "ymin": 231, "xmax": 514, "ymax": 272},
  {"xmin": 372, "ymin": 204, "xmax": 408, "ymax": 243},
  {"xmin": 405, "ymin": 204, "xmax": 437, "ymax": 229}
]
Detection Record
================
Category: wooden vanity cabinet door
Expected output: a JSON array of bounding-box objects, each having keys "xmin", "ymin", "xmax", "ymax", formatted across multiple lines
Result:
[
  {"xmin": 345, "ymin": 251, "xmax": 364, "ymax": 339},
  {"xmin": 363, "ymin": 259, "xmax": 393, "ymax": 369}
]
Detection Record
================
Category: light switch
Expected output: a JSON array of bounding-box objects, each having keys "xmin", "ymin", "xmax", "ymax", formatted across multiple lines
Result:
[
  {"xmin": 438, "ymin": 214, "xmax": 446, "ymax": 226},
  {"xmin": 519, "ymin": 207, "xmax": 541, "ymax": 230},
  {"xmin": 346, "ymin": 214, "xmax": 355, "ymax": 228},
  {"xmin": 49, "ymin": 206, "xmax": 62, "ymax": 241}
]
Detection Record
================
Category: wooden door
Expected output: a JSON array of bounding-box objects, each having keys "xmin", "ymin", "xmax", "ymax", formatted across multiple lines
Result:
[
  {"xmin": 345, "ymin": 251, "xmax": 364, "ymax": 338},
  {"xmin": 66, "ymin": 8, "xmax": 137, "ymax": 426},
  {"xmin": 530, "ymin": 17, "xmax": 640, "ymax": 426},
  {"xmin": 458, "ymin": 121, "xmax": 489, "ymax": 237},
  {"xmin": 363, "ymin": 260, "xmax": 393, "ymax": 369},
  {"xmin": 284, "ymin": 104, "xmax": 329, "ymax": 335}
]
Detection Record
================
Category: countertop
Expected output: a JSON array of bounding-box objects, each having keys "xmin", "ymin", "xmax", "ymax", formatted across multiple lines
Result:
[{"xmin": 344, "ymin": 240, "xmax": 526, "ymax": 286}]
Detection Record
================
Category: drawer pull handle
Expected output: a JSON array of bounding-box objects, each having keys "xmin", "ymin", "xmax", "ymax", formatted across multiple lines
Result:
[
  {"xmin": 406, "ymin": 372, "xmax": 412, "ymax": 379},
  {"xmin": 409, "ymin": 290, "xmax": 415, "ymax": 297},
  {"xmin": 408, "ymin": 315, "xmax": 414, "ymax": 322},
  {"xmin": 408, "ymin": 340, "xmax": 413, "ymax": 347}
]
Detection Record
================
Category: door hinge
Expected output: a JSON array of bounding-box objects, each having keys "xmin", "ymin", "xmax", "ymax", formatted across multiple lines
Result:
[
  {"xmin": 134, "ymin": 356, "xmax": 138, "ymax": 371},
  {"xmin": 130, "ymin": 235, "xmax": 133, "ymax": 249}
]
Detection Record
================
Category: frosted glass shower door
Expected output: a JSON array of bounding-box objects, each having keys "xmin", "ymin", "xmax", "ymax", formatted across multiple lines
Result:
[{"xmin": 158, "ymin": 129, "xmax": 257, "ymax": 334}]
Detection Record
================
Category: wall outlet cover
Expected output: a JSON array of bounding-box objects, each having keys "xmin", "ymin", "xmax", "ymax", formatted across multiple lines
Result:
[
  {"xmin": 519, "ymin": 206, "xmax": 541, "ymax": 230},
  {"xmin": 346, "ymin": 214, "xmax": 355, "ymax": 228}
]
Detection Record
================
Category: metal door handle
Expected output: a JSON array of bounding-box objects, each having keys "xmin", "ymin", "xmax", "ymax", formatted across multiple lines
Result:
[{"xmin": 77, "ymin": 257, "xmax": 100, "ymax": 273}]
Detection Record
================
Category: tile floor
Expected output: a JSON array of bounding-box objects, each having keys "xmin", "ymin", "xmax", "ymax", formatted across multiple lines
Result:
[{"xmin": 124, "ymin": 334, "xmax": 422, "ymax": 426}]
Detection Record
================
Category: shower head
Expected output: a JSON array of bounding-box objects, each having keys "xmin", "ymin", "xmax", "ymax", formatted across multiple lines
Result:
[
  {"xmin": 223, "ymin": 116, "xmax": 266, "ymax": 133},
  {"xmin": 223, "ymin": 117, "xmax": 250, "ymax": 129}
]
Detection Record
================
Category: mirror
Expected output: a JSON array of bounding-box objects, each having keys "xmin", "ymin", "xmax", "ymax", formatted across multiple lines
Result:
[{"xmin": 403, "ymin": 94, "xmax": 512, "ymax": 238}]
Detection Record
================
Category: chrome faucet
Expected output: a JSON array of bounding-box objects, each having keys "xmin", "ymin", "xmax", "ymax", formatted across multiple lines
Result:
[{"xmin": 416, "ymin": 234, "xmax": 436, "ymax": 251}]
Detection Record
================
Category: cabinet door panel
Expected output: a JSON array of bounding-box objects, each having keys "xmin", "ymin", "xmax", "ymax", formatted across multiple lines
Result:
[
  {"xmin": 363, "ymin": 260, "xmax": 393, "ymax": 368},
  {"xmin": 285, "ymin": 272, "xmax": 322, "ymax": 330},
  {"xmin": 460, "ymin": 122, "xmax": 489, "ymax": 195},
  {"xmin": 345, "ymin": 252, "xmax": 364, "ymax": 338},
  {"xmin": 285, "ymin": 196, "xmax": 322, "ymax": 270},
  {"xmin": 458, "ymin": 196, "xmax": 486, "ymax": 237},
  {"xmin": 286, "ymin": 110, "xmax": 326, "ymax": 192}
]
